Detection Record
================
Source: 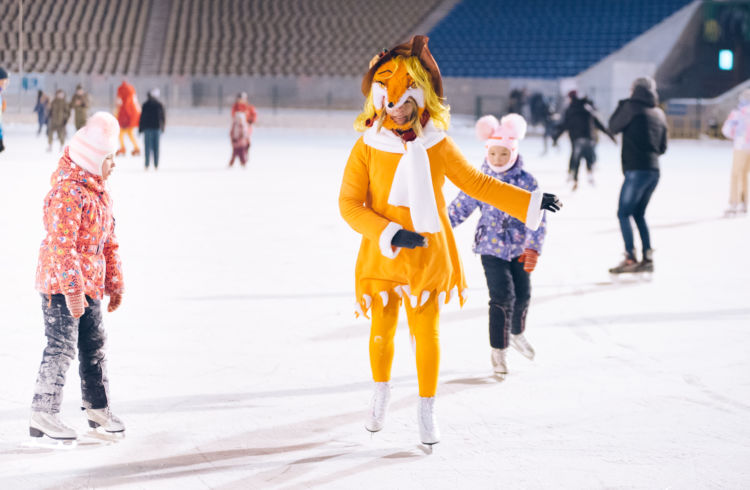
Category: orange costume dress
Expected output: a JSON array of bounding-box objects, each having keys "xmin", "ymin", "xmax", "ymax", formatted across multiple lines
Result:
[{"xmin": 338, "ymin": 37, "xmax": 543, "ymax": 404}]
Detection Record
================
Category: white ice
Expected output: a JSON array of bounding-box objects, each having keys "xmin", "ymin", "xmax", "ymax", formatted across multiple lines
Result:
[{"xmin": 0, "ymin": 112, "xmax": 748, "ymax": 489}]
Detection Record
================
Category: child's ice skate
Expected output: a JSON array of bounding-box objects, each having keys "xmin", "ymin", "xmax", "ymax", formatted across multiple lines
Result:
[
  {"xmin": 115, "ymin": 148, "xmax": 126, "ymax": 156},
  {"xmin": 85, "ymin": 407, "xmax": 125, "ymax": 437},
  {"xmin": 365, "ymin": 382, "xmax": 391, "ymax": 433},
  {"xmin": 510, "ymin": 333, "xmax": 535, "ymax": 360},
  {"xmin": 417, "ymin": 396, "xmax": 440, "ymax": 445},
  {"xmin": 491, "ymin": 347, "xmax": 508, "ymax": 379},
  {"xmin": 131, "ymin": 149, "xmax": 141, "ymax": 157},
  {"xmin": 28, "ymin": 411, "xmax": 78, "ymax": 448}
]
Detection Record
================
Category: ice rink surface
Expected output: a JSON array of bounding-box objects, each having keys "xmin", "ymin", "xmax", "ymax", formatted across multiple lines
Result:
[{"xmin": 0, "ymin": 112, "xmax": 748, "ymax": 489}]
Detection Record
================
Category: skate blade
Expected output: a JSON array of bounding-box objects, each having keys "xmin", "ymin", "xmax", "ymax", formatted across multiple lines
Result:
[
  {"xmin": 609, "ymin": 272, "xmax": 642, "ymax": 282},
  {"xmin": 86, "ymin": 427, "xmax": 126, "ymax": 442},
  {"xmin": 493, "ymin": 372, "xmax": 507, "ymax": 381},
  {"xmin": 25, "ymin": 435, "xmax": 78, "ymax": 450},
  {"xmin": 419, "ymin": 441, "xmax": 439, "ymax": 453}
]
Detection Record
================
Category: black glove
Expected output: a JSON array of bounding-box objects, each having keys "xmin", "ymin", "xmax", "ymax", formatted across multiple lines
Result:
[
  {"xmin": 541, "ymin": 193, "xmax": 562, "ymax": 212},
  {"xmin": 391, "ymin": 229, "xmax": 427, "ymax": 249}
]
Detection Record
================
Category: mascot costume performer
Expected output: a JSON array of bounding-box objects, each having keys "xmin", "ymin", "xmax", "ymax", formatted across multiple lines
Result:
[
  {"xmin": 115, "ymin": 80, "xmax": 141, "ymax": 156},
  {"xmin": 339, "ymin": 35, "xmax": 562, "ymax": 445}
]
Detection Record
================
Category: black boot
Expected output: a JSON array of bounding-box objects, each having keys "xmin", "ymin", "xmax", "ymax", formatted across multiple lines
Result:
[
  {"xmin": 609, "ymin": 251, "xmax": 639, "ymax": 274},
  {"xmin": 636, "ymin": 249, "xmax": 654, "ymax": 273}
]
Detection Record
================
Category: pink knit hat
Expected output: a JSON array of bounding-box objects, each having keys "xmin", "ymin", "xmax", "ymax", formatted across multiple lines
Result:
[
  {"xmin": 475, "ymin": 113, "xmax": 527, "ymax": 165},
  {"xmin": 68, "ymin": 112, "xmax": 120, "ymax": 176}
]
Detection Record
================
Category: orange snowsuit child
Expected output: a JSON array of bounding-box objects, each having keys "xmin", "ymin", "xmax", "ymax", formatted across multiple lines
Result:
[
  {"xmin": 115, "ymin": 81, "xmax": 141, "ymax": 156},
  {"xmin": 339, "ymin": 36, "xmax": 559, "ymax": 445},
  {"xmin": 31, "ymin": 112, "xmax": 127, "ymax": 440}
]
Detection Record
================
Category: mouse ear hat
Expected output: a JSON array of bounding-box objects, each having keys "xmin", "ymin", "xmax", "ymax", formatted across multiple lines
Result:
[{"xmin": 361, "ymin": 35, "xmax": 443, "ymax": 98}]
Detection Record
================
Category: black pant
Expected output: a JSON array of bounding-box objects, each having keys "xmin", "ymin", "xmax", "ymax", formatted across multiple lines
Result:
[
  {"xmin": 569, "ymin": 137, "xmax": 596, "ymax": 181},
  {"xmin": 32, "ymin": 294, "xmax": 110, "ymax": 413},
  {"xmin": 481, "ymin": 255, "xmax": 531, "ymax": 349}
]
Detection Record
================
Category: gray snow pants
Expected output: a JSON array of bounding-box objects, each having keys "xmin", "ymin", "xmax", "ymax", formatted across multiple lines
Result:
[{"xmin": 31, "ymin": 294, "xmax": 110, "ymax": 413}]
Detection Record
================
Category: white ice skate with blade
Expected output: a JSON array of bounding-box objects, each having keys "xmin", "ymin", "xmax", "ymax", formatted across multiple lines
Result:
[
  {"xmin": 491, "ymin": 348, "xmax": 508, "ymax": 379},
  {"xmin": 510, "ymin": 333, "xmax": 536, "ymax": 360},
  {"xmin": 28, "ymin": 411, "xmax": 78, "ymax": 448},
  {"xmin": 417, "ymin": 396, "xmax": 440, "ymax": 445},
  {"xmin": 86, "ymin": 407, "xmax": 125, "ymax": 435},
  {"xmin": 365, "ymin": 382, "xmax": 391, "ymax": 433}
]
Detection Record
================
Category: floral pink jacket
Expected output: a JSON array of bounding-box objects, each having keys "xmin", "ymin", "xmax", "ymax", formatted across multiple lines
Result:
[{"xmin": 35, "ymin": 150, "xmax": 124, "ymax": 300}]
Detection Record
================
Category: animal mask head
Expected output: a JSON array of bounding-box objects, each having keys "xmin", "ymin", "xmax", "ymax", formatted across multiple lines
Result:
[
  {"xmin": 370, "ymin": 57, "xmax": 427, "ymax": 131},
  {"xmin": 355, "ymin": 35, "xmax": 451, "ymax": 134}
]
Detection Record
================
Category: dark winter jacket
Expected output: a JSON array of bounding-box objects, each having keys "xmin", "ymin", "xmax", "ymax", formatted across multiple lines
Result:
[
  {"xmin": 608, "ymin": 85, "xmax": 668, "ymax": 172},
  {"xmin": 48, "ymin": 98, "xmax": 70, "ymax": 129},
  {"xmin": 139, "ymin": 96, "xmax": 165, "ymax": 132},
  {"xmin": 553, "ymin": 97, "xmax": 612, "ymax": 143},
  {"xmin": 70, "ymin": 92, "xmax": 90, "ymax": 129}
]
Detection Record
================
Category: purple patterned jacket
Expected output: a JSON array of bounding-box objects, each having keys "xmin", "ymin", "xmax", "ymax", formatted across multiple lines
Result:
[{"xmin": 448, "ymin": 154, "xmax": 547, "ymax": 261}]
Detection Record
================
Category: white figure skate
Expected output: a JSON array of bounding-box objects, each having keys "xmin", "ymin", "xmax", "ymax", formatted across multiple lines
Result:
[
  {"xmin": 86, "ymin": 407, "xmax": 125, "ymax": 435},
  {"xmin": 29, "ymin": 411, "xmax": 77, "ymax": 448},
  {"xmin": 510, "ymin": 333, "xmax": 536, "ymax": 360},
  {"xmin": 491, "ymin": 347, "xmax": 508, "ymax": 379},
  {"xmin": 417, "ymin": 396, "xmax": 440, "ymax": 445},
  {"xmin": 365, "ymin": 382, "xmax": 391, "ymax": 433}
]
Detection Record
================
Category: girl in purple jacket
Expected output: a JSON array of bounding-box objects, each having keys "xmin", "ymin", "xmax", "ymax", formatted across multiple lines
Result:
[{"xmin": 448, "ymin": 114, "xmax": 547, "ymax": 379}]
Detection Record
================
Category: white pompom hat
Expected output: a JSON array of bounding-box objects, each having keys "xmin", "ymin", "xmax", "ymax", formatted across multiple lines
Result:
[
  {"xmin": 475, "ymin": 113, "xmax": 527, "ymax": 165},
  {"xmin": 68, "ymin": 112, "xmax": 120, "ymax": 176}
]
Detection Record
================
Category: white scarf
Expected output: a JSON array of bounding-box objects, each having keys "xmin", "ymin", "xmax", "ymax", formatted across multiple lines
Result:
[{"xmin": 363, "ymin": 121, "xmax": 445, "ymax": 233}]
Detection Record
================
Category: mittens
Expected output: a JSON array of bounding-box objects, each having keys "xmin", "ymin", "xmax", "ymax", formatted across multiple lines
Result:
[
  {"xmin": 518, "ymin": 248, "xmax": 539, "ymax": 273},
  {"xmin": 108, "ymin": 292, "xmax": 122, "ymax": 313},
  {"xmin": 541, "ymin": 193, "xmax": 562, "ymax": 212},
  {"xmin": 391, "ymin": 229, "xmax": 427, "ymax": 249},
  {"xmin": 65, "ymin": 293, "xmax": 88, "ymax": 318}
]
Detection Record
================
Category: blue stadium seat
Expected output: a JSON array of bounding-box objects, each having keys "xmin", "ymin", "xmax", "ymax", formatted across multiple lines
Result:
[{"xmin": 428, "ymin": 0, "xmax": 691, "ymax": 78}]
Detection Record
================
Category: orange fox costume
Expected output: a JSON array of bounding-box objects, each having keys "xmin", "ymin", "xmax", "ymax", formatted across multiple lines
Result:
[
  {"xmin": 339, "ymin": 36, "xmax": 542, "ymax": 398},
  {"xmin": 115, "ymin": 81, "xmax": 141, "ymax": 155}
]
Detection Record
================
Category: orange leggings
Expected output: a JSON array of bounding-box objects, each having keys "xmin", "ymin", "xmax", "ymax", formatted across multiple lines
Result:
[
  {"xmin": 369, "ymin": 291, "xmax": 440, "ymax": 397},
  {"xmin": 119, "ymin": 127, "xmax": 140, "ymax": 152}
]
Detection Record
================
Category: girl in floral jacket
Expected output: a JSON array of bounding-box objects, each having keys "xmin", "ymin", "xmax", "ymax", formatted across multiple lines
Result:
[
  {"xmin": 30, "ymin": 112, "xmax": 126, "ymax": 444},
  {"xmin": 448, "ymin": 114, "xmax": 547, "ymax": 379}
]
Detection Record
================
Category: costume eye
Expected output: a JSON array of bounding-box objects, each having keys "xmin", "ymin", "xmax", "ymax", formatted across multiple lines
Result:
[
  {"xmin": 409, "ymin": 81, "xmax": 417, "ymax": 89},
  {"xmin": 375, "ymin": 80, "xmax": 386, "ymax": 86}
]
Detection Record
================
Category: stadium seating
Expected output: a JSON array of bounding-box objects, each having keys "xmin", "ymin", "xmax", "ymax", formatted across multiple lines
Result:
[
  {"xmin": 0, "ymin": 0, "xmax": 151, "ymax": 75},
  {"xmin": 427, "ymin": 0, "xmax": 693, "ymax": 78},
  {"xmin": 158, "ymin": 0, "xmax": 444, "ymax": 76},
  {"xmin": 0, "ymin": 0, "xmax": 442, "ymax": 76},
  {"xmin": 0, "ymin": 0, "xmax": 691, "ymax": 78}
]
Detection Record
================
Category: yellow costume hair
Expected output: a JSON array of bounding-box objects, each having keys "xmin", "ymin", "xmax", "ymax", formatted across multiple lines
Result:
[{"xmin": 354, "ymin": 56, "xmax": 450, "ymax": 132}]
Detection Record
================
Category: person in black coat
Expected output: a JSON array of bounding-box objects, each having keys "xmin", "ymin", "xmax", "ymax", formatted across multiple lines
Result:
[
  {"xmin": 607, "ymin": 76, "xmax": 668, "ymax": 274},
  {"xmin": 138, "ymin": 89, "xmax": 166, "ymax": 170},
  {"xmin": 553, "ymin": 91, "xmax": 615, "ymax": 189}
]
